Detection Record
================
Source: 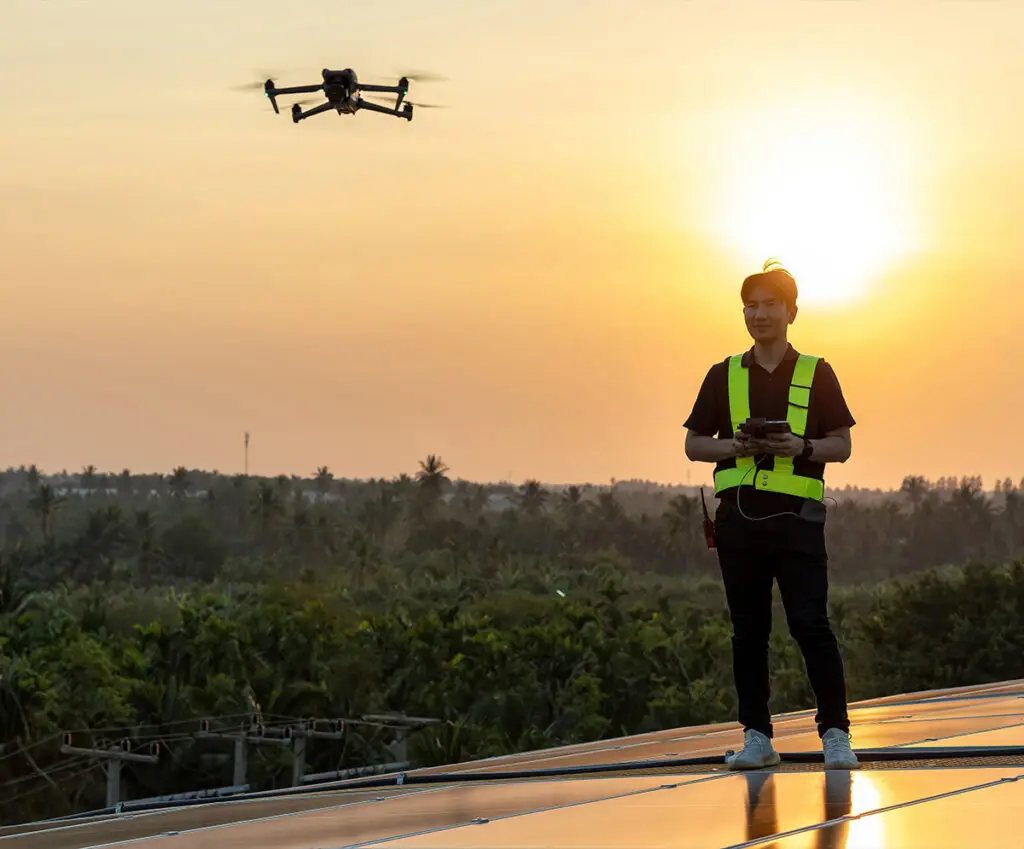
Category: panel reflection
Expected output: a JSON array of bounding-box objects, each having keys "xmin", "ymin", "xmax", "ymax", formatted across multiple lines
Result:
[
  {"xmin": 744, "ymin": 771, "xmax": 884, "ymax": 849},
  {"xmin": 376, "ymin": 768, "xmax": 1021, "ymax": 848}
]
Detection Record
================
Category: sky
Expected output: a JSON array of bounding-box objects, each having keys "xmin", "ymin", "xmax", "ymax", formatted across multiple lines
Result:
[{"xmin": 1, "ymin": 0, "xmax": 1022, "ymax": 491}]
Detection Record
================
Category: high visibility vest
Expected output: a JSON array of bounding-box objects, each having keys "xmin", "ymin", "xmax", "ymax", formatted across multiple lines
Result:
[{"xmin": 712, "ymin": 353, "xmax": 825, "ymax": 501}]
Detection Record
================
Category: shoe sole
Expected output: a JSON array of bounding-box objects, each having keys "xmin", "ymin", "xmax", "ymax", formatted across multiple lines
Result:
[{"xmin": 726, "ymin": 752, "xmax": 782, "ymax": 770}]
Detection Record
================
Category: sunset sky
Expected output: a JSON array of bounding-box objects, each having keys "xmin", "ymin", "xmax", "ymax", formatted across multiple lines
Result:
[{"xmin": 2, "ymin": 0, "xmax": 1022, "ymax": 491}]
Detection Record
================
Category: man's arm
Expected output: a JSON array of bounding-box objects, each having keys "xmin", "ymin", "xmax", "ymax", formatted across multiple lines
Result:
[
  {"xmin": 808, "ymin": 426, "xmax": 852, "ymax": 463},
  {"xmin": 808, "ymin": 359, "xmax": 855, "ymax": 463},
  {"xmin": 683, "ymin": 363, "xmax": 739, "ymax": 463},
  {"xmin": 685, "ymin": 430, "xmax": 738, "ymax": 463},
  {"xmin": 683, "ymin": 362, "xmax": 769, "ymax": 463},
  {"xmin": 761, "ymin": 358, "xmax": 855, "ymax": 462}
]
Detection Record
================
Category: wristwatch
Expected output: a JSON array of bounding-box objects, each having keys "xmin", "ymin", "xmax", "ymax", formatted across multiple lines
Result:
[{"xmin": 800, "ymin": 437, "xmax": 814, "ymax": 459}]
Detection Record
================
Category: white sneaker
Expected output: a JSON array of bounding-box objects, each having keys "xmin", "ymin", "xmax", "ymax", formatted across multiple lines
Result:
[
  {"xmin": 822, "ymin": 728, "xmax": 860, "ymax": 769},
  {"xmin": 725, "ymin": 729, "xmax": 781, "ymax": 770}
]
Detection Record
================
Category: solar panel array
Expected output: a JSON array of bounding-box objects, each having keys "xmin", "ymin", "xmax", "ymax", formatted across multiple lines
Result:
[{"xmin": 5, "ymin": 678, "xmax": 1024, "ymax": 848}]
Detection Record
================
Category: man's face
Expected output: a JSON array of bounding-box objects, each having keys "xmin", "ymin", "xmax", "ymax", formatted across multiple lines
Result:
[{"xmin": 743, "ymin": 283, "xmax": 795, "ymax": 343}]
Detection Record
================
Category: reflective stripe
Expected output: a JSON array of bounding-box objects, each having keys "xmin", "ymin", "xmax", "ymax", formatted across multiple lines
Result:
[
  {"xmin": 772, "ymin": 353, "xmax": 817, "ymax": 480},
  {"xmin": 714, "ymin": 352, "xmax": 824, "ymax": 500},
  {"xmin": 714, "ymin": 466, "xmax": 825, "ymax": 500},
  {"xmin": 726, "ymin": 355, "xmax": 755, "ymax": 483}
]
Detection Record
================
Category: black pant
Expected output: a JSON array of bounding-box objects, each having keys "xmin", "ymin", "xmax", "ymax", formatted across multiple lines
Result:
[{"xmin": 713, "ymin": 496, "xmax": 850, "ymax": 739}]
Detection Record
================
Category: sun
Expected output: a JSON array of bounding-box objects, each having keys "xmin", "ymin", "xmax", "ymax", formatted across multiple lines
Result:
[{"xmin": 704, "ymin": 91, "xmax": 924, "ymax": 307}]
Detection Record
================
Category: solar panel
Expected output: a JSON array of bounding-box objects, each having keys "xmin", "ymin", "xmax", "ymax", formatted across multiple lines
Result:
[
  {"xmin": 5, "ymin": 679, "xmax": 1023, "ymax": 849},
  {"xmin": 769, "ymin": 774, "xmax": 1024, "ymax": 849},
  {"xmin": 372, "ymin": 769, "xmax": 1024, "ymax": 849}
]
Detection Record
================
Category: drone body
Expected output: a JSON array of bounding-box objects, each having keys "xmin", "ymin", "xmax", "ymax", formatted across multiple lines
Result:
[{"xmin": 264, "ymin": 69, "xmax": 414, "ymax": 123}]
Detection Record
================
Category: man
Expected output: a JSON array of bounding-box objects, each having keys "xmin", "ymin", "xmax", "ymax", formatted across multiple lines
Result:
[{"xmin": 682, "ymin": 260, "xmax": 860, "ymax": 770}]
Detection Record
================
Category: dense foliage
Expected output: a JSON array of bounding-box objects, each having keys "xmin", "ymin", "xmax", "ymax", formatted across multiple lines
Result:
[{"xmin": 2, "ymin": 459, "xmax": 1024, "ymax": 824}]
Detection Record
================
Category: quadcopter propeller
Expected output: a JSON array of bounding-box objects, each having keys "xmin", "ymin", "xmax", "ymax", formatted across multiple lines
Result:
[
  {"xmin": 231, "ymin": 72, "xmax": 283, "ymax": 91},
  {"xmin": 396, "ymin": 70, "xmax": 447, "ymax": 83}
]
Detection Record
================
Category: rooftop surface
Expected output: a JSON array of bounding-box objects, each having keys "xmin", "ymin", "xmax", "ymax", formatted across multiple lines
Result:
[{"xmin": 4, "ymin": 678, "xmax": 1024, "ymax": 848}]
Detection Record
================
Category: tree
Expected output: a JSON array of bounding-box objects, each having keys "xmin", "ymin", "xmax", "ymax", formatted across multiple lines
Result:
[
  {"xmin": 27, "ymin": 484, "xmax": 63, "ymax": 538},
  {"xmin": 79, "ymin": 465, "xmax": 97, "ymax": 491},
  {"xmin": 315, "ymin": 466, "xmax": 334, "ymax": 495},
  {"xmin": 414, "ymin": 455, "xmax": 451, "ymax": 521},
  {"xmin": 168, "ymin": 467, "xmax": 191, "ymax": 500},
  {"xmin": 518, "ymin": 480, "xmax": 549, "ymax": 517}
]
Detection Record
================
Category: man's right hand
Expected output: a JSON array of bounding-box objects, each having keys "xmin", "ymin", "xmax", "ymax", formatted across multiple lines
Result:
[
  {"xmin": 685, "ymin": 430, "xmax": 767, "ymax": 464},
  {"xmin": 733, "ymin": 430, "xmax": 768, "ymax": 458}
]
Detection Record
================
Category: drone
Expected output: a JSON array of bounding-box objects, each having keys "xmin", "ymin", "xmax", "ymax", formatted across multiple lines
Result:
[{"xmin": 256, "ymin": 68, "xmax": 442, "ymax": 124}]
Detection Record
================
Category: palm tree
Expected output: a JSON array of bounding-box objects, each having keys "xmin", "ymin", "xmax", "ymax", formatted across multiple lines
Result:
[
  {"xmin": 275, "ymin": 474, "xmax": 292, "ymax": 500},
  {"xmin": 116, "ymin": 469, "xmax": 133, "ymax": 499},
  {"xmin": 168, "ymin": 466, "xmax": 191, "ymax": 500},
  {"xmin": 132, "ymin": 509, "xmax": 163, "ymax": 579},
  {"xmin": 559, "ymin": 485, "xmax": 585, "ymax": 522},
  {"xmin": 416, "ymin": 455, "xmax": 450, "ymax": 497},
  {"xmin": 518, "ymin": 480, "xmax": 549, "ymax": 517},
  {"xmin": 900, "ymin": 475, "xmax": 929, "ymax": 510},
  {"xmin": 251, "ymin": 481, "xmax": 284, "ymax": 539},
  {"xmin": 596, "ymin": 491, "xmax": 624, "ymax": 524},
  {"xmin": 346, "ymin": 524, "xmax": 381, "ymax": 589},
  {"xmin": 414, "ymin": 455, "xmax": 450, "ymax": 521},
  {"xmin": 314, "ymin": 466, "xmax": 334, "ymax": 496},
  {"xmin": 80, "ymin": 465, "xmax": 97, "ymax": 491},
  {"xmin": 77, "ymin": 505, "xmax": 127, "ymax": 580},
  {"xmin": 27, "ymin": 484, "xmax": 63, "ymax": 538},
  {"xmin": 663, "ymin": 494, "xmax": 696, "ymax": 552}
]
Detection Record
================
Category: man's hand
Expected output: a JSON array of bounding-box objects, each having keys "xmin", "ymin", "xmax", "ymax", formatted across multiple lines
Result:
[
  {"xmin": 762, "ymin": 432, "xmax": 806, "ymax": 458},
  {"xmin": 733, "ymin": 430, "xmax": 770, "ymax": 458}
]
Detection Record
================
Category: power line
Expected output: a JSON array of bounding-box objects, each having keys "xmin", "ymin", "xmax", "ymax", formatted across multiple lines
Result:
[
  {"xmin": 59, "ymin": 734, "xmax": 161, "ymax": 808},
  {"xmin": 0, "ymin": 760, "xmax": 104, "ymax": 810},
  {"xmin": 0, "ymin": 734, "xmax": 61, "ymax": 765}
]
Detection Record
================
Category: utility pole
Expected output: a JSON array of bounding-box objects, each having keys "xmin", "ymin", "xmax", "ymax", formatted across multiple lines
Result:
[
  {"xmin": 60, "ymin": 733, "xmax": 160, "ymax": 807},
  {"xmin": 289, "ymin": 719, "xmax": 345, "ymax": 786},
  {"xmin": 361, "ymin": 714, "xmax": 441, "ymax": 762},
  {"xmin": 196, "ymin": 720, "xmax": 291, "ymax": 787},
  {"xmin": 244, "ymin": 431, "xmax": 250, "ymax": 477}
]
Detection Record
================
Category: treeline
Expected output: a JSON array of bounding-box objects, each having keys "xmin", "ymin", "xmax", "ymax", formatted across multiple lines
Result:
[
  {"xmin": 2, "ymin": 458, "xmax": 1024, "ymax": 824},
  {"xmin": 1, "ymin": 460, "xmax": 1023, "ymax": 589}
]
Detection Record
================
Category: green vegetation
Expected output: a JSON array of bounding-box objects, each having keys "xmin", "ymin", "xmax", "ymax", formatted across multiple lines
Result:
[{"xmin": 2, "ymin": 460, "xmax": 1024, "ymax": 824}]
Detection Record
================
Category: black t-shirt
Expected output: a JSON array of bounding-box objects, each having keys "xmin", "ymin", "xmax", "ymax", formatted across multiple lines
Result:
[{"xmin": 683, "ymin": 343, "xmax": 856, "ymax": 518}]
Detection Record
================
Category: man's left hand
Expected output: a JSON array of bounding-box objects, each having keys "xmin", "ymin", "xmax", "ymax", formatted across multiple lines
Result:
[{"xmin": 764, "ymin": 433, "xmax": 806, "ymax": 457}]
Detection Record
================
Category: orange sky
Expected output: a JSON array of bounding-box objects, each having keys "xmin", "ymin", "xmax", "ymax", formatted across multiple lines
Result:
[{"xmin": 1, "ymin": 0, "xmax": 1023, "ymax": 491}]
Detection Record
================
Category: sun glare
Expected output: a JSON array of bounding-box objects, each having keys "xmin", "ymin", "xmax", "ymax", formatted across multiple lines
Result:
[{"xmin": 706, "ymin": 92, "xmax": 924, "ymax": 307}]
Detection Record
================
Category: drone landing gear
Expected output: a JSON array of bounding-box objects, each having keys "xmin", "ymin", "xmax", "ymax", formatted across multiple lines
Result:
[
  {"xmin": 292, "ymin": 101, "xmax": 334, "ymax": 123},
  {"xmin": 354, "ymin": 98, "xmax": 413, "ymax": 121}
]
